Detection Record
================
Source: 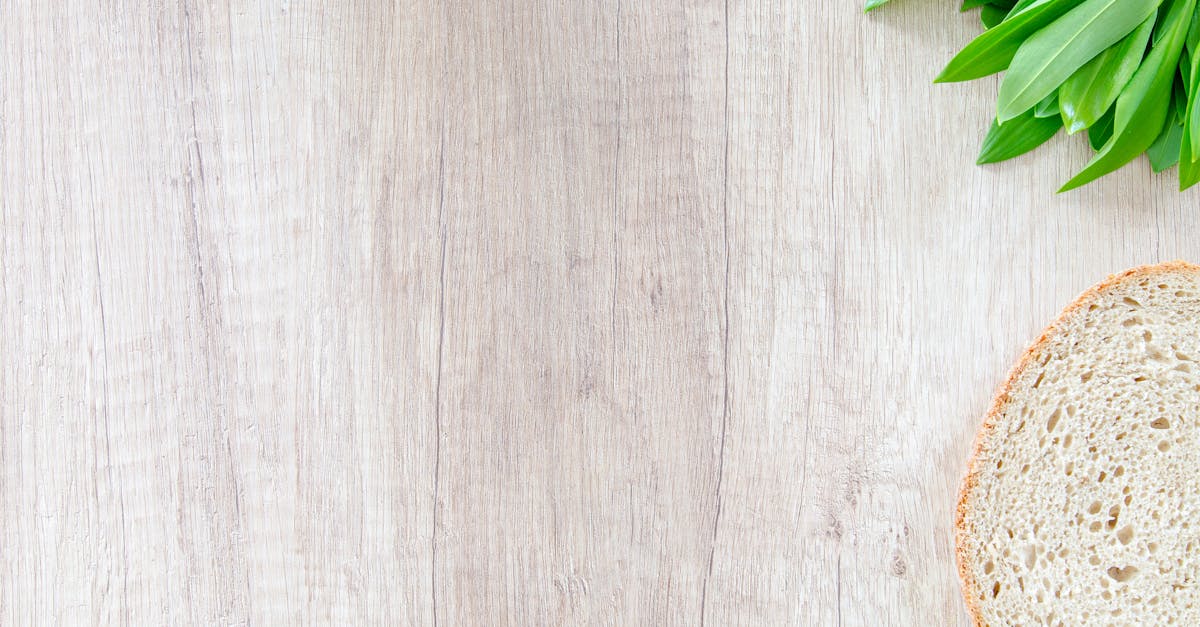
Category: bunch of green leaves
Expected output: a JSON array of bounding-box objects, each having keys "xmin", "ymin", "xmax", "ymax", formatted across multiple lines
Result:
[{"xmin": 868, "ymin": 0, "xmax": 1200, "ymax": 191}]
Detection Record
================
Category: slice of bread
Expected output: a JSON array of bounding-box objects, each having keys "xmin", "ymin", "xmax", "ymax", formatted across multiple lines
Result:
[{"xmin": 957, "ymin": 261, "xmax": 1200, "ymax": 626}]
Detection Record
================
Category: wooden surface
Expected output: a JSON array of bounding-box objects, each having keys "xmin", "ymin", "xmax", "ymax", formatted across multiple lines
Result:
[{"xmin": 5, "ymin": 1, "xmax": 1200, "ymax": 624}]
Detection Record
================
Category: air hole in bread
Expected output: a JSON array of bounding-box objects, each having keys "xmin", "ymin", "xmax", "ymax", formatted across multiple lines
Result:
[
  {"xmin": 1117, "ymin": 525, "xmax": 1135, "ymax": 545},
  {"xmin": 1047, "ymin": 408, "xmax": 1062, "ymax": 433},
  {"xmin": 1158, "ymin": 440, "xmax": 1172, "ymax": 452},
  {"xmin": 1151, "ymin": 418, "xmax": 1171, "ymax": 429},
  {"xmin": 1124, "ymin": 297, "xmax": 1143, "ymax": 307},
  {"xmin": 1108, "ymin": 565, "xmax": 1139, "ymax": 582}
]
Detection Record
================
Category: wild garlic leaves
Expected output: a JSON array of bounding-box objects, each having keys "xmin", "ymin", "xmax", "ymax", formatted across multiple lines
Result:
[
  {"xmin": 995, "ymin": 0, "xmax": 1162, "ymax": 122},
  {"xmin": 942, "ymin": 0, "xmax": 1200, "ymax": 190}
]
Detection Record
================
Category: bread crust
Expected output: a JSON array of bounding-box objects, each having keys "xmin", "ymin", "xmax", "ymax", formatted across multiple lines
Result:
[{"xmin": 954, "ymin": 260, "xmax": 1200, "ymax": 627}]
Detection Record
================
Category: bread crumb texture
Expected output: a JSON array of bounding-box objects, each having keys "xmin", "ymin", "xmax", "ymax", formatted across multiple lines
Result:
[{"xmin": 958, "ymin": 262, "xmax": 1200, "ymax": 627}]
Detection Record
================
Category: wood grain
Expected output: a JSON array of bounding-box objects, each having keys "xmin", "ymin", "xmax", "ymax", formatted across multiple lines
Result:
[{"xmin": 6, "ymin": 1, "xmax": 1200, "ymax": 624}]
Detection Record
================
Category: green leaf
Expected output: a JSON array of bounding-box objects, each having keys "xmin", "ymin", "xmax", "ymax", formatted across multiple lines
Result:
[
  {"xmin": 1183, "ymin": 52, "xmax": 1193, "ymax": 93},
  {"xmin": 1186, "ymin": 44, "xmax": 1200, "ymax": 158},
  {"xmin": 1060, "ymin": 0, "xmax": 1196, "ymax": 191},
  {"xmin": 963, "ymin": 0, "xmax": 1018, "ymax": 9},
  {"xmin": 1035, "ymin": 91, "xmax": 1061, "ymax": 117},
  {"xmin": 1181, "ymin": 58, "xmax": 1200, "ymax": 188},
  {"xmin": 1152, "ymin": 5, "xmax": 1174, "ymax": 47},
  {"xmin": 1180, "ymin": 125, "xmax": 1200, "ymax": 188},
  {"xmin": 864, "ymin": 0, "xmax": 890, "ymax": 12},
  {"xmin": 1088, "ymin": 107, "xmax": 1116, "ymax": 149},
  {"xmin": 1180, "ymin": 49, "xmax": 1200, "ymax": 186},
  {"xmin": 1176, "ymin": 72, "xmax": 1188, "ymax": 124},
  {"xmin": 936, "ymin": 0, "xmax": 1086, "ymax": 83},
  {"xmin": 1057, "ymin": 14, "xmax": 1155, "ymax": 134},
  {"xmin": 1008, "ymin": 0, "xmax": 1045, "ymax": 14},
  {"xmin": 997, "ymin": 0, "xmax": 1164, "ymax": 122},
  {"xmin": 1148, "ymin": 115, "xmax": 1184, "ymax": 172},
  {"xmin": 982, "ymin": 4, "xmax": 1011, "ymax": 28},
  {"xmin": 978, "ymin": 109, "xmax": 1064, "ymax": 164},
  {"xmin": 1188, "ymin": 3, "xmax": 1200, "ymax": 55}
]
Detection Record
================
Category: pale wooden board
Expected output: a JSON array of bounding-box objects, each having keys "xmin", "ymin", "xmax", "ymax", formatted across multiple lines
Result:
[{"xmin": 4, "ymin": 1, "xmax": 1200, "ymax": 624}]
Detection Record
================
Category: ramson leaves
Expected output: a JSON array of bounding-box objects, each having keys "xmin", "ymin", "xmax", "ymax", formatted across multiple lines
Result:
[{"xmin": 923, "ymin": 0, "xmax": 1200, "ymax": 191}]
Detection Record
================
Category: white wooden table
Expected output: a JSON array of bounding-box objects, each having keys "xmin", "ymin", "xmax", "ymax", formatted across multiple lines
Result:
[{"xmin": 4, "ymin": 1, "xmax": 1199, "ymax": 624}]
